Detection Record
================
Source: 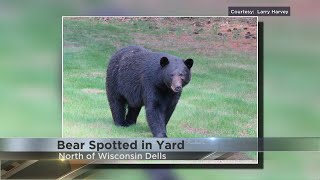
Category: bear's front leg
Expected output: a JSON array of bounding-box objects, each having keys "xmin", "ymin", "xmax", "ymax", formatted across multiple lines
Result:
[
  {"xmin": 160, "ymin": 94, "xmax": 180, "ymax": 126},
  {"xmin": 144, "ymin": 91, "xmax": 167, "ymax": 137},
  {"xmin": 145, "ymin": 104, "xmax": 167, "ymax": 137}
]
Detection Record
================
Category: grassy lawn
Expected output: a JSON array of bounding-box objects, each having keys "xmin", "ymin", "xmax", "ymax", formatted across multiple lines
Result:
[{"xmin": 63, "ymin": 17, "xmax": 257, "ymax": 140}]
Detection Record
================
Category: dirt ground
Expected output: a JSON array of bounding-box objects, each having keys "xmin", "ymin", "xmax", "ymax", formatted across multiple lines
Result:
[{"xmin": 98, "ymin": 17, "xmax": 257, "ymax": 55}]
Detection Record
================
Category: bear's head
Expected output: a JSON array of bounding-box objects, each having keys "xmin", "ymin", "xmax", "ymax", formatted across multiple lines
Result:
[{"xmin": 160, "ymin": 56, "xmax": 193, "ymax": 93}]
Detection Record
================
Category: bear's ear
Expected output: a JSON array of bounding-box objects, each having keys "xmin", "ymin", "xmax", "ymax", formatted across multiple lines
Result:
[
  {"xmin": 160, "ymin": 57, "xmax": 169, "ymax": 67},
  {"xmin": 184, "ymin": 58, "xmax": 193, "ymax": 69}
]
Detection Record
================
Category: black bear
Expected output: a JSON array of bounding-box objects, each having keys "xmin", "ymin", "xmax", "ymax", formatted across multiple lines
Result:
[{"xmin": 106, "ymin": 46, "xmax": 193, "ymax": 137}]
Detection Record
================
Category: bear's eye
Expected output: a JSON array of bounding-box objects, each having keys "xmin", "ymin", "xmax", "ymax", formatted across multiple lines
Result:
[
  {"xmin": 179, "ymin": 73, "xmax": 183, "ymax": 77},
  {"xmin": 170, "ymin": 74, "xmax": 174, "ymax": 77}
]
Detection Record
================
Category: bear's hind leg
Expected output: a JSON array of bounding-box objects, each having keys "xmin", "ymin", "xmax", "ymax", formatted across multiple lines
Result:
[
  {"xmin": 109, "ymin": 97, "xmax": 129, "ymax": 127},
  {"xmin": 125, "ymin": 106, "xmax": 141, "ymax": 126}
]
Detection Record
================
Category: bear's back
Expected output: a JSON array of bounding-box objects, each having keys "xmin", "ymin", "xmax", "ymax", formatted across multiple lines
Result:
[{"xmin": 118, "ymin": 46, "xmax": 151, "ymax": 61}]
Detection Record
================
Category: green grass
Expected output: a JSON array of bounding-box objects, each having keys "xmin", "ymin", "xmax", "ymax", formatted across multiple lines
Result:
[{"xmin": 63, "ymin": 18, "xmax": 257, "ymax": 143}]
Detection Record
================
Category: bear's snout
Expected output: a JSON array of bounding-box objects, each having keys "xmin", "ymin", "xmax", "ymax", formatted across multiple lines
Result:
[
  {"xmin": 171, "ymin": 75, "xmax": 183, "ymax": 92},
  {"xmin": 175, "ymin": 86, "xmax": 182, "ymax": 92},
  {"xmin": 170, "ymin": 85, "xmax": 182, "ymax": 93}
]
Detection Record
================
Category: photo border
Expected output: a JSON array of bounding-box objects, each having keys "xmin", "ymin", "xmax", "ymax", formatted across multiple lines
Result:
[{"xmin": 61, "ymin": 16, "xmax": 263, "ymax": 168}]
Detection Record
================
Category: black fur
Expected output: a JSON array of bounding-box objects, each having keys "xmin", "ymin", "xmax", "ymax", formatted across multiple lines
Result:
[{"xmin": 106, "ymin": 46, "xmax": 193, "ymax": 137}]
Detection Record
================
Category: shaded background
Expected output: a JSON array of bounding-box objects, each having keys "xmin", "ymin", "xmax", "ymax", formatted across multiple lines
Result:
[{"xmin": 0, "ymin": 0, "xmax": 319, "ymax": 179}]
